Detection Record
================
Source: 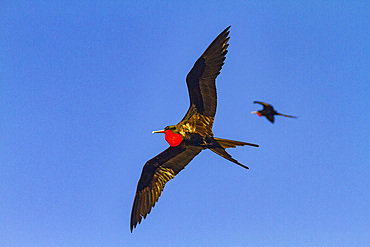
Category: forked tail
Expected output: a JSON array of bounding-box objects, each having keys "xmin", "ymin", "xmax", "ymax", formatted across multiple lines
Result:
[
  {"xmin": 209, "ymin": 138, "xmax": 259, "ymax": 170},
  {"xmin": 214, "ymin": 137, "xmax": 259, "ymax": 148},
  {"xmin": 277, "ymin": 113, "xmax": 297, "ymax": 119}
]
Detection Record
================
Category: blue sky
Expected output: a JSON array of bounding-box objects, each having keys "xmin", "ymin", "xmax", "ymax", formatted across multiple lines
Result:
[{"xmin": 1, "ymin": 1, "xmax": 369, "ymax": 246}]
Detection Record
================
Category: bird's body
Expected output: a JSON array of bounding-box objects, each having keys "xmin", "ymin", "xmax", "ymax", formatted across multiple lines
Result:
[
  {"xmin": 252, "ymin": 101, "xmax": 297, "ymax": 123},
  {"xmin": 130, "ymin": 26, "xmax": 258, "ymax": 232}
]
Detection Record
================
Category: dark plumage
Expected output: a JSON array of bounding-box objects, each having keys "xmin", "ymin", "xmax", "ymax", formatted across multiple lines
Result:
[
  {"xmin": 252, "ymin": 101, "xmax": 297, "ymax": 123},
  {"xmin": 130, "ymin": 26, "xmax": 258, "ymax": 232}
]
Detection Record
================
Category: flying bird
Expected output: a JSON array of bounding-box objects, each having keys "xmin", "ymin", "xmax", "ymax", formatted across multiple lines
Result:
[
  {"xmin": 130, "ymin": 26, "xmax": 259, "ymax": 232},
  {"xmin": 251, "ymin": 101, "xmax": 297, "ymax": 123}
]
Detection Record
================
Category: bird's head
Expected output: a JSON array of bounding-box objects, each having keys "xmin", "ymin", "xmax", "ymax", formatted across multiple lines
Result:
[
  {"xmin": 152, "ymin": 125, "xmax": 183, "ymax": 147},
  {"xmin": 251, "ymin": 111, "xmax": 262, "ymax": 117}
]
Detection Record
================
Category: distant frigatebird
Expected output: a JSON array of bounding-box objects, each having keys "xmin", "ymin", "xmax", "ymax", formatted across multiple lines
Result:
[
  {"xmin": 130, "ymin": 26, "xmax": 259, "ymax": 232},
  {"xmin": 251, "ymin": 101, "xmax": 297, "ymax": 123}
]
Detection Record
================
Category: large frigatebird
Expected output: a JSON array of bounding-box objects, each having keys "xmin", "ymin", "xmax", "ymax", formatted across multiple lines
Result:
[
  {"xmin": 251, "ymin": 101, "xmax": 297, "ymax": 123},
  {"xmin": 130, "ymin": 26, "xmax": 258, "ymax": 232}
]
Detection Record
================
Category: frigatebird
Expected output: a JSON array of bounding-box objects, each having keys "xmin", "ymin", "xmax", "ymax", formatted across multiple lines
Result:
[
  {"xmin": 251, "ymin": 101, "xmax": 297, "ymax": 123},
  {"xmin": 130, "ymin": 26, "xmax": 258, "ymax": 232}
]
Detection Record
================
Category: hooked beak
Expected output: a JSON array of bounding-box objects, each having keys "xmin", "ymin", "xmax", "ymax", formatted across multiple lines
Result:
[
  {"xmin": 152, "ymin": 129, "xmax": 165, "ymax": 134},
  {"xmin": 251, "ymin": 111, "xmax": 257, "ymax": 114}
]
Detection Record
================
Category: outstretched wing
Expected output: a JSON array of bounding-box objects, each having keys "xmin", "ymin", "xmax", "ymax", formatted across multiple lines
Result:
[
  {"xmin": 266, "ymin": 115, "xmax": 275, "ymax": 123},
  {"xmin": 130, "ymin": 143, "xmax": 203, "ymax": 232},
  {"xmin": 184, "ymin": 26, "xmax": 230, "ymax": 121},
  {"xmin": 253, "ymin": 101, "xmax": 272, "ymax": 109}
]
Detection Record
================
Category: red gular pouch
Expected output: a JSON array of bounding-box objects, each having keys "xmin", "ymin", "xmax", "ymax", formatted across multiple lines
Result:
[
  {"xmin": 164, "ymin": 129, "xmax": 183, "ymax": 147},
  {"xmin": 257, "ymin": 112, "xmax": 262, "ymax": 117}
]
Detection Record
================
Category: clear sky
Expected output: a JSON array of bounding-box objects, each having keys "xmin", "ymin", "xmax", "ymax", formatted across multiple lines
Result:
[{"xmin": 1, "ymin": 1, "xmax": 369, "ymax": 247}]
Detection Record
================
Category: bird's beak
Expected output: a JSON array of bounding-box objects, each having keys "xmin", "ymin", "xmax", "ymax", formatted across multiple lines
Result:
[
  {"xmin": 251, "ymin": 111, "xmax": 257, "ymax": 114},
  {"xmin": 152, "ymin": 129, "xmax": 165, "ymax": 134}
]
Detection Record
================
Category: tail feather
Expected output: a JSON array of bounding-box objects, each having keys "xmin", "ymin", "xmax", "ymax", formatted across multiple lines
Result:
[
  {"xmin": 277, "ymin": 113, "xmax": 297, "ymax": 119},
  {"xmin": 214, "ymin": 137, "xmax": 259, "ymax": 148},
  {"xmin": 209, "ymin": 137, "xmax": 259, "ymax": 170},
  {"xmin": 210, "ymin": 147, "xmax": 249, "ymax": 169}
]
